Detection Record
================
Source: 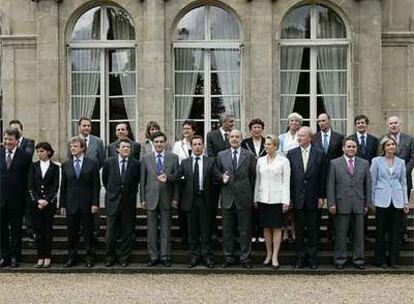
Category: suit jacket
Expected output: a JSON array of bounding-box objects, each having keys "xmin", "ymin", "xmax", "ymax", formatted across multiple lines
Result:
[
  {"xmin": 27, "ymin": 161, "xmax": 60, "ymax": 210},
  {"xmin": 176, "ymin": 155, "xmax": 217, "ymax": 211},
  {"xmin": 287, "ymin": 145, "xmax": 326, "ymax": 210},
  {"xmin": 0, "ymin": 147, "xmax": 32, "ymax": 209},
  {"xmin": 312, "ymin": 130, "xmax": 344, "ymax": 161},
  {"xmin": 102, "ymin": 156, "xmax": 140, "ymax": 216},
  {"xmin": 215, "ymin": 148, "xmax": 257, "ymax": 210},
  {"xmin": 349, "ymin": 132, "xmax": 379, "ymax": 164},
  {"xmin": 140, "ymin": 151, "xmax": 179, "ymax": 210},
  {"xmin": 383, "ymin": 132, "xmax": 414, "ymax": 190},
  {"xmin": 20, "ymin": 137, "xmax": 35, "ymax": 157},
  {"xmin": 241, "ymin": 137, "xmax": 266, "ymax": 159},
  {"xmin": 207, "ymin": 128, "xmax": 230, "ymax": 157},
  {"xmin": 67, "ymin": 135, "xmax": 105, "ymax": 168},
  {"xmin": 327, "ymin": 156, "xmax": 371, "ymax": 214},
  {"xmin": 370, "ymin": 156, "xmax": 408, "ymax": 208},
  {"xmin": 173, "ymin": 139, "xmax": 192, "ymax": 164},
  {"xmin": 60, "ymin": 157, "xmax": 101, "ymax": 215},
  {"xmin": 107, "ymin": 139, "xmax": 141, "ymax": 161}
]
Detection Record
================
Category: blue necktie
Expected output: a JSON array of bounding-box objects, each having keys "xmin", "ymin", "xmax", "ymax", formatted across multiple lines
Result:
[
  {"xmin": 360, "ymin": 135, "xmax": 366, "ymax": 155},
  {"xmin": 323, "ymin": 133, "xmax": 329, "ymax": 154},
  {"xmin": 74, "ymin": 158, "xmax": 81, "ymax": 179},
  {"xmin": 232, "ymin": 150, "xmax": 238, "ymax": 171},
  {"xmin": 156, "ymin": 154, "xmax": 163, "ymax": 174}
]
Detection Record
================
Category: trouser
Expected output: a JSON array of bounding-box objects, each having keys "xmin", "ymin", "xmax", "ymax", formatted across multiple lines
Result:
[
  {"xmin": 334, "ymin": 213, "xmax": 364, "ymax": 266},
  {"xmin": 34, "ymin": 207, "xmax": 55, "ymax": 259},
  {"xmin": 222, "ymin": 203, "xmax": 252, "ymax": 263},
  {"xmin": 375, "ymin": 204, "xmax": 404, "ymax": 266},
  {"xmin": 294, "ymin": 209, "xmax": 319, "ymax": 265},
  {"xmin": 67, "ymin": 212, "xmax": 95, "ymax": 260},
  {"xmin": 147, "ymin": 205, "xmax": 171, "ymax": 261},
  {"xmin": 209, "ymin": 188, "xmax": 220, "ymax": 238},
  {"xmin": 23, "ymin": 203, "xmax": 35, "ymax": 236},
  {"xmin": 187, "ymin": 194, "xmax": 213, "ymax": 260},
  {"xmin": 0, "ymin": 205, "xmax": 24, "ymax": 261}
]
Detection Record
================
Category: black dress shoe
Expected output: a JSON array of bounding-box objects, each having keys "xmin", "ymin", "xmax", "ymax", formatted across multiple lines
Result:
[
  {"xmin": 335, "ymin": 264, "xmax": 344, "ymax": 270},
  {"xmin": 85, "ymin": 260, "xmax": 94, "ymax": 268},
  {"xmin": 147, "ymin": 260, "xmax": 159, "ymax": 267},
  {"xmin": 10, "ymin": 258, "xmax": 19, "ymax": 268},
  {"xmin": 272, "ymin": 264, "xmax": 280, "ymax": 270},
  {"xmin": 242, "ymin": 262, "xmax": 252, "ymax": 269},
  {"xmin": 105, "ymin": 259, "xmax": 115, "ymax": 267},
  {"xmin": 188, "ymin": 259, "xmax": 199, "ymax": 268},
  {"xmin": 120, "ymin": 261, "xmax": 129, "ymax": 267},
  {"xmin": 309, "ymin": 264, "xmax": 318, "ymax": 270},
  {"xmin": 373, "ymin": 262, "xmax": 386, "ymax": 269},
  {"xmin": 0, "ymin": 259, "xmax": 11, "ymax": 268},
  {"xmin": 354, "ymin": 264, "xmax": 365, "ymax": 270},
  {"xmin": 390, "ymin": 264, "xmax": 399, "ymax": 269},
  {"xmin": 204, "ymin": 259, "xmax": 215, "ymax": 269},
  {"xmin": 294, "ymin": 260, "xmax": 304, "ymax": 269},
  {"xmin": 162, "ymin": 259, "xmax": 172, "ymax": 267},
  {"xmin": 222, "ymin": 261, "xmax": 233, "ymax": 268}
]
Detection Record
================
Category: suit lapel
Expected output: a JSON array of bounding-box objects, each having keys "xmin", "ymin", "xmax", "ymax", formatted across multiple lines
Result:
[
  {"xmin": 35, "ymin": 162, "xmax": 43, "ymax": 180},
  {"xmin": 305, "ymin": 147, "xmax": 315, "ymax": 173},
  {"xmin": 202, "ymin": 156, "xmax": 208, "ymax": 185},
  {"xmin": 236, "ymin": 149, "xmax": 247, "ymax": 170},
  {"xmin": 113, "ymin": 157, "xmax": 121, "ymax": 180}
]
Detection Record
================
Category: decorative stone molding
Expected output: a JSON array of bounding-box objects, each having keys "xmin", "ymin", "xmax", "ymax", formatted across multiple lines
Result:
[
  {"xmin": 0, "ymin": 35, "xmax": 37, "ymax": 48},
  {"xmin": 382, "ymin": 32, "xmax": 414, "ymax": 46}
]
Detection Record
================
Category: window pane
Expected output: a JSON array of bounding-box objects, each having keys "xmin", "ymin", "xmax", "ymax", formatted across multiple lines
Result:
[
  {"xmin": 175, "ymin": 72, "xmax": 204, "ymax": 95},
  {"xmin": 175, "ymin": 97, "xmax": 204, "ymax": 119},
  {"xmin": 280, "ymin": 47, "xmax": 309, "ymax": 70},
  {"xmin": 317, "ymin": 46, "xmax": 347, "ymax": 70},
  {"xmin": 174, "ymin": 6, "xmax": 205, "ymax": 40},
  {"xmin": 211, "ymin": 49, "xmax": 240, "ymax": 71},
  {"xmin": 211, "ymin": 72, "xmax": 240, "ymax": 95},
  {"xmin": 174, "ymin": 49, "xmax": 204, "ymax": 71},
  {"xmin": 109, "ymin": 73, "xmax": 136, "ymax": 96},
  {"xmin": 175, "ymin": 120, "xmax": 204, "ymax": 142},
  {"xmin": 109, "ymin": 97, "xmax": 136, "ymax": 120},
  {"xmin": 280, "ymin": 96, "xmax": 310, "ymax": 120},
  {"xmin": 317, "ymin": 6, "xmax": 347, "ymax": 38},
  {"xmin": 71, "ymin": 49, "xmax": 100, "ymax": 72},
  {"xmin": 109, "ymin": 49, "xmax": 135, "ymax": 72},
  {"xmin": 71, "ymin": 97, "xmax": 100, "ymax": 120},
  {"xmin": 317, "ymin": 72, "xmax": 347, "ymax": 94},
  {"xmin": 106, "ymin": 6, "xmax": 135, "ymax": 40},
  {"xmin": 281, "ymin": 5, "xmax": 310, "ymax": 39},
  {"xmin": 280, "ymin": 71, "xmax": 309, "ymax": 94},
  {"xmin": 317, "ymin": 96, "xmax": 346, "ymax": 119},
  {"xmin": 210, "ymin": 6, "xmax": 240, "ymax": 40},
  {"xmin": 211, "ymin": 97, "xmax": 240, "ymax": 119},
  {"xmin": 72, "ymin": 73, "xmax": 100, "ymax": 95},
  {"xmin": 71, "ymin": 7, "xmax": 101, "ymax": 40}
]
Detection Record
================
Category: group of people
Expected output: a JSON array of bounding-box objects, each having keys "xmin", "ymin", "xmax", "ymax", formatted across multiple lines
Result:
[{"xmin": 0, "ymin": 113, "xmax": 412, "ymax": 270}]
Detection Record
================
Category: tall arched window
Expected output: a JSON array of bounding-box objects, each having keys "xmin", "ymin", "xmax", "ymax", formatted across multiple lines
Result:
[
  {"xmin": 173, "ymin": 5, "xmax": 243, "ymax": 140},
  {"xmin": 68, "ymin": 5, "xmax": 137, "ymax": 143},
  {"xmin": 279, "ymin": 4, "xmax": 349, "ymax": 133}
]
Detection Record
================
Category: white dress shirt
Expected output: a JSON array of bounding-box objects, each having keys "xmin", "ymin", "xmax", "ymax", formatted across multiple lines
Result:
[
  {"xmin": 73, "ymin": 154, "xmax": 84, "ymax": 169},
  {"xmin": 40, "ymin": 159, "xmax": 50, "ymax": 178},
  {"xmin": 118, "ymin": 156, "xmax": 128, "ymax": 175},
  {"xmin": 5, "ymin": 146, "xmax": 17, "ymax": 162},
  {"xmin": 231, "ymin": 147, "xmax": 241, "ymax": 164}
]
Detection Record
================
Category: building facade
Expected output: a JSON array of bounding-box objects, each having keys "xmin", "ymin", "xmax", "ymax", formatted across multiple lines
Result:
[{"xmin": 0, "ymin": 0, "xmax": 411, "ymax": 159}]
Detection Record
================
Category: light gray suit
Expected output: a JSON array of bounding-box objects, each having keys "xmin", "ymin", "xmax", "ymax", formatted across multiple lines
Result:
[
  {"xmin": 327, "ymin": 156, "xmax": 371, "ymax": 266},
  {"xmin": 215, "ymin": 148, "xmax": 256, "ymax": 263},
  {"xmin": 140, "ymin": 151, "xmax": 179, "ymax": 261}
]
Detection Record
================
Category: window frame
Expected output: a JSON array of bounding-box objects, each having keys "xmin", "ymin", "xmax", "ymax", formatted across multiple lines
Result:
[{"xmin": 278, "ymin": 4, "xmax": 351, "ymax": 133}]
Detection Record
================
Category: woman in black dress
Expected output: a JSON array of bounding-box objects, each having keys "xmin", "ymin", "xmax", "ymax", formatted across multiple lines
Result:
[{"xmin": 27, "ymin": 142, "xmax": 59, "ymax": 268}]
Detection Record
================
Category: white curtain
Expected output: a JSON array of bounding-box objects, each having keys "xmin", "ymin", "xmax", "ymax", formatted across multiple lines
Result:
[
  {"xmin": 108, "ymin": 7, "xmax": 135, "ymax": 40},
  {"xmin": 317, "ymin": 46, "xmax": 347, "ymax": 133},
  {"xmin": 212, "ymin": 49, "xmax": 240, "ymax": 118},
  {"xmin": 113, "ymin": 50, "xmax": 137, "ymax": 138},
  {"xmin": 71, "ymin": 49, "xmax": 100, "ymax": 120},
  {"xmin": 175, "ymin": 48, "xmax": 202, "ymax": 120},
  {"xmin": 280, "ymin": 47, "xmax": 304, "ymax": 120}
]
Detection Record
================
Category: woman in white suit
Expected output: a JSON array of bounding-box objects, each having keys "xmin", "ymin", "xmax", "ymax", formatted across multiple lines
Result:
[
  {"xmin": 371, "ymin": 136, "xmax": 410, "ymax": 268},
  {"xmin": 173, "ymin": 120, "xmax": 196, "ymax": 164},
  {"xmin": 254, "ymin": 135, "xmax": 290, "ymax": 269}
]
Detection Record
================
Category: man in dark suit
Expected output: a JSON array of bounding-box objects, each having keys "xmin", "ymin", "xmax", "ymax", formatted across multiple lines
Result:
[
  {"xmin": 141, "ymin": 132, "xmax": 179, "ymax": 267},
  {"xmin": 176, "ymin": 135, "xmax": 216, "ymax": 268},
  {"xmin": 349, "ymin": 115, "xmax": 379, "ymax": 165},
  {"xmin": 287, "ymin": 126, "xmax": 326, "ymax": 269},
  {"xmin": 312, "ymin": 113, "xmax": 344, "ymax": 241},
  {"xmin": 102, "ymin": 139, "xmax": 140, "ymax": 267},
  {"xmin": 327, "ymin": 137, "xmax": 371, "ymax": 270},
  {"xmin": 9, "ymin": 119, "xmax": 36, "ymax": 241},
  {"xmin": 0, "ymin": 128, "xmax": 32, "ymax": 268},
  {"xmin": 107, "ymin": 122, "xmax": 141, "ymax": 161},
  {"xmin": 383, "ymin": 115, "xmax": 414, "ymax": 243},
  {"xmin": 206, "ymin": 114, "xmax": 235, "ymax": 241},
  {"xmin": 60, "ymin": 137, "xmax": 100, "ymax": 268},
  {"xmin": 215, "ymin": 129, "xmax": 256, "ymax": 269}
]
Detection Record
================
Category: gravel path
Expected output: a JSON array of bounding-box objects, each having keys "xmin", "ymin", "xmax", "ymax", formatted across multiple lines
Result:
[{"xmin": 0, "ymin": 273, "xmax": 412, "ymax": 304}]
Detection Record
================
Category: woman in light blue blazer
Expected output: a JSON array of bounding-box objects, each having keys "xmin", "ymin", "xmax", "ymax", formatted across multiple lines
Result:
[{"xmin": 370, "ymin": 136, "xmax": 410, "ymax": 268}]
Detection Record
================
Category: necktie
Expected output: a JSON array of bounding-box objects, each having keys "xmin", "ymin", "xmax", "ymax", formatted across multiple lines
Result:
[
  {"xmin": 156, "ymin": 154, "xmax": 163, "ymax": 175},
  {"xmin": 302, "ymin": 149, "xmax": 309, "ymax": 172},
  {"xmin": 194, "ymin": 156, "xmax": 200, "ymax": 193},
  {"xmin": 232, "ymin": 150, "xmax": 238, "ymax": 171},
  {"xmin": 360, "ymin": 135, "xmax": 366, "ymax": 155},
  {"xmin": 323, "ymin": 133, "xmax": 329, "ymax": 154},
  {"xmin": 348, "ymin": 159, "xmax": 354, "ymax": 175},
  {"xmin": 224, "ymin": 133, "xmax": 230, "ymax": 148},
  {"xmin": 6, "ymin": 150, "xmax": 12, "ymax": 170},
  {"xmin": 74, "ymin": 158, "xmax": 81, "ymax": 179},
  {"xmin": 121, "ymin": 159, "xmax": 127, "ymax": 183}
]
